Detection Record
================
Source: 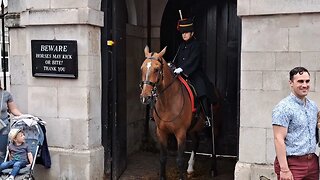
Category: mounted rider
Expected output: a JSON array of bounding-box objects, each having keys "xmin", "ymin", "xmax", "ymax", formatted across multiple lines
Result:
[{"xmin": 172, "ymin": 15, "xmax": 214, "ymax": 127}]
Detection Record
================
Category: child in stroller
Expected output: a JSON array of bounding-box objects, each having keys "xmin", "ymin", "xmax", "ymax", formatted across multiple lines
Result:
[
  {"xmin": 0, "ymin": 115, "xmax": 45, "ymax": 180},
  {"xmin": 0, "ymin": 128, "xmax": 33, "ymax": 180}
]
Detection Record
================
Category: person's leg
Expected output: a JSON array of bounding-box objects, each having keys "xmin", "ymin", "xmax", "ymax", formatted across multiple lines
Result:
[
  {"xmin": 287, "ymin": 157, "xmax": 308, "ymax": 180},
  {"xmin": 304, "ymin": 154, "xmax": 319, "ymax": 180},
  {"xmin": 200, "ymin": 96, "xmax": 212, "ymax": 127},
  {"xmin": 10, "ymin": 161, "xmax": 27, "ymax": 177},
  {"xmin": 0, "ymin": 125, "xmax": 9, "ymax": 163},
  {"xmin": 275, "ymin": 156, "xmax": 308, "ymax": 180},
  {"xmin": 0, "ymin": 160, "xmax": 14, "ymax": 170}
]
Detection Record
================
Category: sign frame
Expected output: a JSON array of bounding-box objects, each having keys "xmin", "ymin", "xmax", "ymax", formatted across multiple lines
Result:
[{"xmin": 31, "ymin": 40, "xmax": 78, "ymax": 78}]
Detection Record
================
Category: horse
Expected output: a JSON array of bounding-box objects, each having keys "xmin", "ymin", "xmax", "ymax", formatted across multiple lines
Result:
[{"xmin": 140, "ymin": 46, "xmax": 217, "ymax": 180}]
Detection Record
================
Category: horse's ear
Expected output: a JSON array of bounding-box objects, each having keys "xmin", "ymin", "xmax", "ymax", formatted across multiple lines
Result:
[
  {"xmin": 159, "ymin": 46, "xmax": 167, "ymax": 57},
  {"xmin": 144, "ymin": 45, "xmax": 150, "ymax": 56}
]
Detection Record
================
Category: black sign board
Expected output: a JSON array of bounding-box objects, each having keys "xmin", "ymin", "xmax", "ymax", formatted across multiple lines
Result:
[{"xmin": 31, "ymin": 40, "xmax": 78, "ymax": 78}]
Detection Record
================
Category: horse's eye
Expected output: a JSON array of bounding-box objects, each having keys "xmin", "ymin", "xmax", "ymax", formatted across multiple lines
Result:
[{"xmin": 154, "ymin": 69, "xmax": 159, "ymax": 73}]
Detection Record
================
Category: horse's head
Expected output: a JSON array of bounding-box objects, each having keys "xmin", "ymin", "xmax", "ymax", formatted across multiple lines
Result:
[{"xmin": 140, "ymin": 46, "xmax": 166, "ymax": 105}]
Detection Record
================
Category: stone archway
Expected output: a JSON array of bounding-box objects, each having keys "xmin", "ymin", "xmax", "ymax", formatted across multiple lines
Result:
[{"xmin": 161, "ymin": 0, "xmax": 240, "ymax": 156}]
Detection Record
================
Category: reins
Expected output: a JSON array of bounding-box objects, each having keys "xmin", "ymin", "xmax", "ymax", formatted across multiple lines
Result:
[
  {"xmin": 155, "ymin": 60, "xmax": 178, "ymax": 96},
  {"xmin": 154, "ymin": 79, "xmax": 186, "ymax": 123}
]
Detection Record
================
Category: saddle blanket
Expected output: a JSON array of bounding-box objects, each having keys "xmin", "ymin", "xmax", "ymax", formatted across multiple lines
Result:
[{"xmin": 177, "ymin": 75, "xmax": 196, "ymax": 113}]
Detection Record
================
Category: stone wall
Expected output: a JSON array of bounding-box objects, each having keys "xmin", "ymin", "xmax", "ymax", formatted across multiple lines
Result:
[
  {"xmin": 7, "ymin": 0, "xmax": 104, "ymax": 179},
  {"xmin": 236, "ymin": 0, "xmax": 320, "ymax": 179}
]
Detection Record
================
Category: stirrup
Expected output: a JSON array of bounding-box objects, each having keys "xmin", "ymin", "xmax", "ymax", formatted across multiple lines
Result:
[{"xmin": 204, "ymin": 116, "xmax": 211, "ymax": 127}]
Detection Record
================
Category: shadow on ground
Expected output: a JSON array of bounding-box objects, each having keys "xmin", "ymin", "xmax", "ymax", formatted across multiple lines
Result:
[{"xmin": 119, "ymin": 151, "xmax": 236, "ymax": 180}]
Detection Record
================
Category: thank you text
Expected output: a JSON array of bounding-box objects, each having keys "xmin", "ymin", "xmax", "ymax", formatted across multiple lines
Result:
[{"xmin": 31, "ymin": 40, "xmax": 78, "ymax": 78}]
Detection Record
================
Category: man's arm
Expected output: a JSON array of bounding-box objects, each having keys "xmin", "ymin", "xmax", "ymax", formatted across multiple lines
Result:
[{"xmin": 273, "ymin": 125, "xmax": 293, "ymax": 179}]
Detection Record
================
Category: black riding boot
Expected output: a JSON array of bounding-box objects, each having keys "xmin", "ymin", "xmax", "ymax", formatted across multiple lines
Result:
[{"xmin": 200, "ymin": 96, "xmax": 212, "ymax": 127}]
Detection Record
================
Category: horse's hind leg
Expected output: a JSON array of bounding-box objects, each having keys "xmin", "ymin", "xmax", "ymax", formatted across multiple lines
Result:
[{"xmin": 187, "ymin": 132, "xmax": 199, "ymax": 176}]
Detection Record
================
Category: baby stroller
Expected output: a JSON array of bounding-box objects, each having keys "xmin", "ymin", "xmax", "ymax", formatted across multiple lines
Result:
[{"xmin": 0, "ymin": 115, "xmax": 45, "ymax": 180}]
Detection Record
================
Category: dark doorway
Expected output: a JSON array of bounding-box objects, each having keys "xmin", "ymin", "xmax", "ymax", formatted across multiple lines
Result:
[
  {"xmin": 161, "ymin": 0, "xmax": 241, "ymax": 156},
  {"xmin": 101, "ymin": 0, "xmax": 128, "ymax": 179}
]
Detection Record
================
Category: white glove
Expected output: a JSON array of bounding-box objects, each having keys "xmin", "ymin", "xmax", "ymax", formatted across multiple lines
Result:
[{"xmin": 174, "ymin": 67, "xmax": 183, "ymax": 74}]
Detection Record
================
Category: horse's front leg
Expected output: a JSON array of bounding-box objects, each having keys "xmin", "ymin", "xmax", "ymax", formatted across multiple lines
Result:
[
  {"xmin": 157, "ymin": 130, "xmax": 168, "ymax": 180},
  {"xmin": 159, "ymin": 143, "xmax": 168, "ymax": 180},
  {"xmin": 176, "ymin": 133, "xmax": 186, "ymax": 180}
]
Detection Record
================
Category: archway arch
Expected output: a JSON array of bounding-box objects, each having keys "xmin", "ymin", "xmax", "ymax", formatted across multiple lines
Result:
[
  {"xmin": 160, "ymin": 0, "xmax": 240, "ymax": 156},
  {"xmin": 100, "ymin": 0, "xmax": 240, "ymax": 178},
  {"xmin": 126, "ymin": 0, "xmax": 137, "ymax": 25}
]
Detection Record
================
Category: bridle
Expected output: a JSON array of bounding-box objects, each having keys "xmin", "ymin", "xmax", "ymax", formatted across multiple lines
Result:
[
  {"xmin": 140, "ymin": 54, "xmax": 179, "ymax": 100},
  {"xmin": 139, "ymin": 54, "xmax": 164, "ymax": 100},
  {"xmin": 140, "ymin": 53, "xmax": 185, "ymax": 123}
]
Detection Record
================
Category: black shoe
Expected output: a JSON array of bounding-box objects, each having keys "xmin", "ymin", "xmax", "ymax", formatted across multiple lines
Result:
[{"xmin": 204, "ymin": 116, "xmax": 211, "ymax": 127}]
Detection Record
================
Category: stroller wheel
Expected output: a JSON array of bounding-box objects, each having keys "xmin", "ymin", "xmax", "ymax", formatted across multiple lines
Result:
[{"xmin": 23, "ymin": 175, "xmax": 34, "ymax": 180}]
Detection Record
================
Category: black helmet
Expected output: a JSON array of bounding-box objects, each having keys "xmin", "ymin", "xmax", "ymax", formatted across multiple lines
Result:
[{"xmin": 177, "ymin": 18, "xmax": 194, "ymax": 33}]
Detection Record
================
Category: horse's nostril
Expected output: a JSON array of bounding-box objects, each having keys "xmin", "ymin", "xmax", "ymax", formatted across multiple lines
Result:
[
  {"xmin": 140, "ymin": 96, "xmax": 144, "ymax": 103},
  {"xmin": 140, "ymin": 95, "xmax": 151, "ymax": 104}
]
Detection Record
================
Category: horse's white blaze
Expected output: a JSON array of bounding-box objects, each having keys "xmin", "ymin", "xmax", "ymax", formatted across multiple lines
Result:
[
  {"xmin": 144, "ymin": 62, "xmax": 152, "ymax": 87},
  {"xmin": 187, "ymin": 151, "xmax": 195, "ymax": 174},
  {"xmin": 146, "ymin": 61, "xmax": 151, "ymax": 69}
]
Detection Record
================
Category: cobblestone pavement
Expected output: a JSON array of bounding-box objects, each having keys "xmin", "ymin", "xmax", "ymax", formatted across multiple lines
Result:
[{"xmin": 119, "ymin": 151, "xmax": 236, "ymax": 180}]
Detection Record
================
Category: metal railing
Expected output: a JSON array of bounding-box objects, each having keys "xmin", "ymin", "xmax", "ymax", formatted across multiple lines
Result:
[{"xmin": 0, "ymin": 0, "xmax": 7, "ymax": 90}]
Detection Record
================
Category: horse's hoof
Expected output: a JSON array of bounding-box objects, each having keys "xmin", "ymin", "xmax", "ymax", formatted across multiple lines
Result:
[
  {"xmin": 187, "ymin": 172, "xmax": 194, "ymax": 179},
  {"xmin": 211, "ymin": 170, "xmax": 216, "ymax": 177}
]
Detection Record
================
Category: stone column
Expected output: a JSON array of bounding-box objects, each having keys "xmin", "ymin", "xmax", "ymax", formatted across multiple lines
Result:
[
  {"xmin": 236, "ymin": 0, "xmax": 320, "ymax": 179},
  {"xmin": 6, "ymin": 0, "xmax": 104, "ymax": 179}
]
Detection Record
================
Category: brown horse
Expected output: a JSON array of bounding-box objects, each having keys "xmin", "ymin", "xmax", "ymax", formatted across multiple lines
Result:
[{"xmin": 140, "ymin": 46, "xmax": 216, "ymax": 180}]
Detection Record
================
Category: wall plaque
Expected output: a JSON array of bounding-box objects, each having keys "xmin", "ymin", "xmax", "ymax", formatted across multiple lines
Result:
[{"xmin": 31, "ymin": 40, "xmax": 78, "ymax": 78}]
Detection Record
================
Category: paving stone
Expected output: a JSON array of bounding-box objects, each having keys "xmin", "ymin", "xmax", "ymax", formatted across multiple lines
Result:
[{"xmin": 119, "ymin": 151, "xmax": 236, "ymax": 180}]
